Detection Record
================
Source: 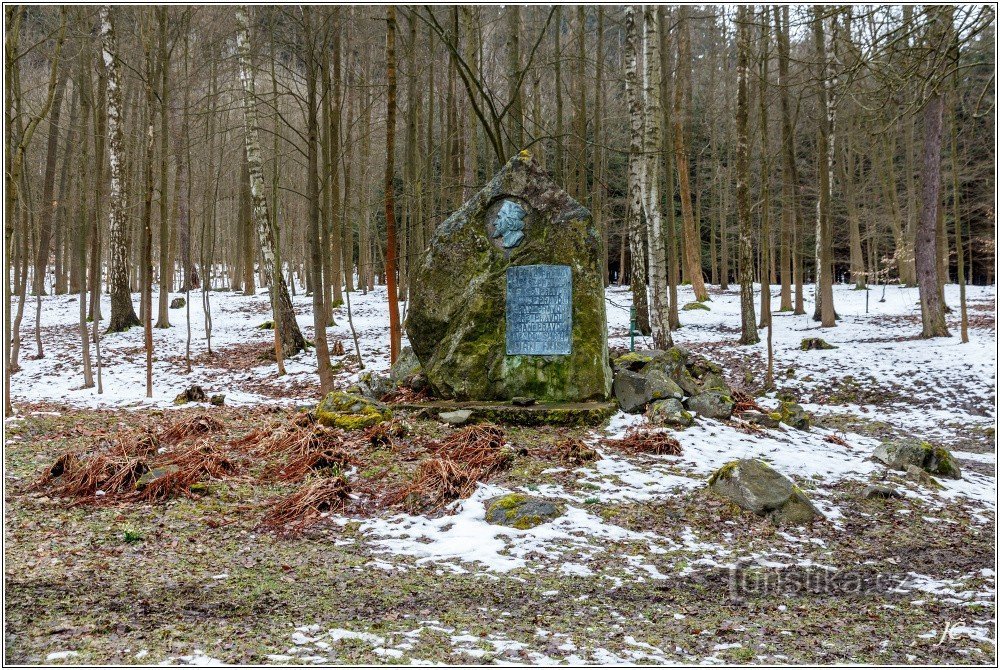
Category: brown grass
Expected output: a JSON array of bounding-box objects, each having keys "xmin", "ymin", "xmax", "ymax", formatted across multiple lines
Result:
[
  {"xmin": 606, "ymin": 429, "xmax": 682, "ymax": 456},
  {"xmin": 267, "ymin": 447, "xmax": 355, "ymax": 482},
  {"xmin": 260, "ymin": 476, "xmax": 352, "ymax": 532},
  {"xmin": 159, "ymin": 414, "xmax": 224, "ymax": 444},
  {"xmin": 732, "ymin": 390, "xmax": 763, "ymax": 414},
  {"xmin": 386, "ymin": 424, "xmax": 512, "ymax": 513},
  {"xmin": 537, "ymin": 437, "xmax": 600, "ymax": 466},
  {"xmin": 363, "ymin": 420, "xmax": 406, "ymax": 450}
]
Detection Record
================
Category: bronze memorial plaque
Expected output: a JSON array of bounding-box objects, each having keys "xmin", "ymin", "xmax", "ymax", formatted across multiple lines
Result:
[{"xmin": 505, "ymin": 265, "xmax": 572, "ymax": 356}]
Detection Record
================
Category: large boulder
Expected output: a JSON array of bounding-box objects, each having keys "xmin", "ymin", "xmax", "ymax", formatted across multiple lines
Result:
[
  {"xmin": 405, "ymin": 151, "xmax": 611, "ymax": 402},
  {"xmin": 315, "ymin": 391, "xmax": 391, "ymax": 430},
  {"xmin": 873, "ymin": 438, "xmax": 961, "ymax": 479},
  {"xmin": 485, "ymin": 493, "xmax": 563, "ymax": 530},
  {"xmin": 685, "ymin": 391, "xmax": 735, "ymax": 420},
  {"xmin": 708, "ymin": 459, "xmax": 822, "ymax": 525}
]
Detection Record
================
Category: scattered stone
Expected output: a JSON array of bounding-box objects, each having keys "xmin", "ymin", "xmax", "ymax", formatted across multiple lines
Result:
[
  {"xmin": 873, "ymin": 438, "xmax": 961, "ymax": 479},
  {"xmin": 685, "ymin": 390, "xmax": 735, "ymax": 421},
  {"xmin": 209, "ymin": 394, "xmax": 226, "ymax": 407},
  {"xmin": 647, "ymin": 398, "xmax": 693, "ymax": 428},
  {"xmin": 864, "ymin": 484, "xmax": 903, "ymax": 499},
  {"xmin": 258, "ymin": 320, "xmax": 274, "ymax": 330},
  {"xmin": 357, "ymin": 371, "xmax": 394, "ymax": 401},
  {"xmin": 484, "ymin": 493, "xmax": 563, "ymax": 530},
  {"xmin": 905, "ymin": 464, "xmax": 944, "ymax": 489},
  {"xmin": 173, "ymin": 385, "xmax": 207, "ymax": 405},
  {"xmin": 612, "ymin": 369, "xmax": 651, "ymax": 414},
  {"xmin": 169, "ymin": 297, "xmax": 186, "ymax": 309},
  {"xmin": 135, "ymin": 465, "xmax": 179, "ymax": 490},
  {"xmin": 439, "ymin": 409, "xmax": 474, "ymax": 426},
  {"xmin": 315, "ymin": 391, "xmax": 391, "ymax": 430},
  {"xmin": 708, "ymin": 459, "xmax": 822, "ymax": 525},
  {"xmin": 699, "ymin": 371, "xmax": 730, "ymax": 393},
  {"xmin": 741, "ymin": 410, "xmax": 781, "ymax": 429},
  {"xmin": 800, "ymin": 337, "xmax": 837, "ymax": 351},
  {"xmin": 682, "ymin": 301, "xmax": 710, "ymax": 311},
  {"xmin": 778, "ymin": 401, "xmax": 811, "ymax": 430},
  {"xmin": 406, "ymin": 151, "xmax": 611, "ymax": 402},
  {"xmin": 511, "ymin": 396, "xmax": 536, "ymax": 407}
]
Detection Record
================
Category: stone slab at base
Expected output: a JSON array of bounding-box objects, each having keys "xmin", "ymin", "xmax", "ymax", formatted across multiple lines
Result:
[{"xmin": 392, "ymin": 400, "xmax": 618, "ymax": 427}]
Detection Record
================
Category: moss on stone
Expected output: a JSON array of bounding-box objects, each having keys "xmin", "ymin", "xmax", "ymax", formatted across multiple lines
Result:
[
  {"xmin": 682, "ymin": 301, "xmax": 710, "ymax": 311},
  {"xmin": 708, "ymin": 460, "xmax": 739, "ymax": 486},
  {"xmin": 315, "ymin": 391, "xmax": 391, "ymax": 430}
]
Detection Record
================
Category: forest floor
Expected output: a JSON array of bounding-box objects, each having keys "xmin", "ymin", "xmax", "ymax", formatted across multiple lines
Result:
[{"xmin": 4, "ymin": 282, "xmax": 996, "ymax": 665}]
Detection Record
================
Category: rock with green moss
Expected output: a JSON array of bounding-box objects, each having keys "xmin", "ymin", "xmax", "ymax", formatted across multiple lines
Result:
[
  {"xmin": 742, "ymin": 410, "xmax": 780, "ymax": 429},
  {"xmin": 647, "ymin": 398, "xmax": 693, "ymax": 428},
  {"xmin": 685, "ymin": 390, "xmax": 734, "ymax": 420},
  {"xmin": 873, "ymin": 438, "xmax": 961, "ymax": 479},
  {"xmin": 779, "ymin": 401, "xmax": 811, "ymax": 430},
  {"xmin": 800, "ymin": 337, "xmax": 837, "ymax": 350},
  {"xmin": 405, "ymin": 152, "xmax": 611, "ymax": 402},
  {"xmin": 484, "ymin": 493, "xmax": 563, "ymax": 530},
  {"xmin": 708, "ymin": 458, "xmax": 822, "ymax": 525},
  {"xmin": 357, "ymin": 371, "xmax": 394, "ymax": 401},
  {"xmin": 169, "ymin": 297, "xmax": 186, "ymax": 309},
  {"xmin": 682, "ymin": 301, "xmax": 710, "ymax": 311},
  {"xmin": 315, "ymin": 391, "xmax": 391, "ymax": 430}
]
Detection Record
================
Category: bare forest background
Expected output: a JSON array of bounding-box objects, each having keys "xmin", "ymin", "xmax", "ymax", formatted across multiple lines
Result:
[{"xmin": 4, "ymin": 5, "xmax": 996, "ymax": 412}]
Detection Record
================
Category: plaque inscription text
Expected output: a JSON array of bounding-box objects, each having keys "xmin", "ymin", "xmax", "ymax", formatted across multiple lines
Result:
[{"xmin": 505, "ymin": 265, "xmax": 572, "ymax": 355}]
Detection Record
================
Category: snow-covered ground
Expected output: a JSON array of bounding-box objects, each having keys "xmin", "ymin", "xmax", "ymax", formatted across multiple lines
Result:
[
  {"xmin": 6, "ymin": 281, "xmax": 997, "ymax": 664},
  {"xmin": 9, "ymin": 280, "xmax": 996, "ymax": 414}
]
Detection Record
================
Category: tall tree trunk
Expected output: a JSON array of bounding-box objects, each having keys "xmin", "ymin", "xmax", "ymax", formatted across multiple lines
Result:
[
  {"xmin": 235, "ymin": 5, "xmax": 305, "ymax": 355},
  {"xmin": 775, "ymin": 6, "xmax": 795, "ymax": 311},
  {"xmin": 624, "ymin": 6, "xmax": 650, "ymax": 337},
  {"xmin": 385, "ymin": 6, "xmax": 402, "ymax": 364},
  {"xmin": 658, "ymin": 7, "xmax": 680, "ymax": 330},
  {"xmin": 736, "ymin": 6, "xmax": 759, "ymax": 345},
  {"xmin": 758, "ymin": 8, "xmax": 772, "ymax": 330},
  {"xmin": 813, "ymin": 6, "xmax": 836, "ymax": 327},
  {"xmin": 642, "ymin": 7, "xmax": 670, "ymax": 348},
  {"xmin": 506, "ymin": 6, "xmax": 523, "ymax": 154},
  {"xmin": 155, "ymin": 7, "xmax": 171, "ymax": 328},
  {"xmin": 915, "ymin": 7, "xmax": 951, "ymax": 338},
  {"xmin": 31, "ymin": 65, "xmax": 68, "ymax": 298},
  {"xmin": 101, "ymin": 6, "xmax": 141, "ymax": 332},
  {"xmin": 673, "ymin": 7, "xmax": 708, "ymax": 302}
]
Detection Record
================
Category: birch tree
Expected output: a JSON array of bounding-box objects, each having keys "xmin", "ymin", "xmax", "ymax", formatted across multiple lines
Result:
[
  {"xmin": 642, "ymin": 6, "xmax": 670, "ymax": 348},
  {"xmin": 101, "ymin": 6, "xmax": 141, "ymax": 333},
  {"xmin": 624, "ymin": 5, "xmax": 650, "ymax": 336},
  {"xmin": 235, "ymin": 5, "xmax": 306, "ymax": 357}
]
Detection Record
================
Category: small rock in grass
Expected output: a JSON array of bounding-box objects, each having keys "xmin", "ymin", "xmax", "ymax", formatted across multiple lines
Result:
[
  {"xmin": 209, "ymin": 394, "xmax": 225, "ymax": 406},
  {"xmin": 905, "ymin": 464, "xmax": 944, "ymax": 489},
  {"xmin": 708, "ymin": 458, "xmax": 822, "ymax": 525},
  {"xmin": 135, "ymin": 465, "xmax": 179, "ymax": 490},
  {"xmin": 173, "ymin": 385, "xmax": 207, "ymax": 404},
  {"xmin": 439, "ymin": 409, "xmax": 473, "ymax": 426},
  {"xmin": 169, "ymin": 297, "xmax": 186, "ymax": 309},
  {"xmin": 864, "ymin": 484, "xmax": 903, "ymax": 499},
  {"xmin": 511, "ymin": 396, "xmax": 536, "ymax": 407},
  {"xmin": 647, "ymin": 398, "xmax": 693, "ymax": 428},
  {"xmin": 800, "ymin": 337, "xmax": 837, "ymax": 351},
  {"xmin": 741, "ymin": 410, "xmax": 781, "ymax": 429},
  {"xmin": 485, "ymin": 493, "xmax": 563, "ymax": 530},
  {"xmin": 778, "ymin": 401, "xmax": 811, "ymax": 430},
  {"xmin": 873, "ymin": 438, "xmax": 961, "ymax": 479},
  {"xmin": 682, "ymin": 301, "xmax": 711, "ymax": 311}
]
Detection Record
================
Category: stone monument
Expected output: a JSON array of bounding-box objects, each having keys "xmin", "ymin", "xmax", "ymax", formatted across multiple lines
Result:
[{"xmin": 405, "ymin": 151, "xmax": 612, "ymax": 402}]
